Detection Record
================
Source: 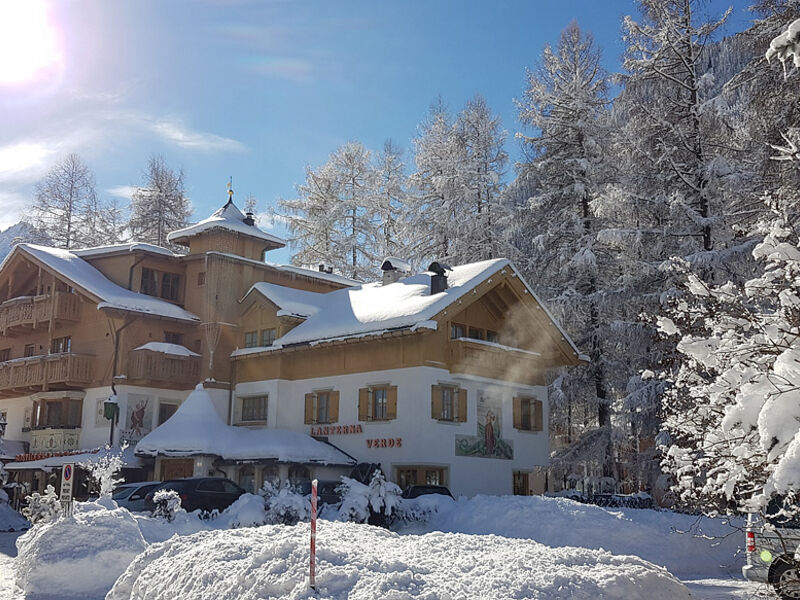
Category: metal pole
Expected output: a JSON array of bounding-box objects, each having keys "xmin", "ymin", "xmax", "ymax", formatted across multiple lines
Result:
[{"xmin": 310, "ymin": 478, "xmax": 317, "ymax": 591}]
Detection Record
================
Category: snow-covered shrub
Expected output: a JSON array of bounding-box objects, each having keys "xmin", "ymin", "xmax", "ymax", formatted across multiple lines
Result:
[
  {"xmin": 338, "ymin": 471, "xmax": 401, "ymax": 525},
  {"xmin": 153, "ymin": 489, "xmax": 184, "ymax": 522},
  {"xmin": 217, "ymin": 493, "xmax": 266, "ymax": 528},
  {"xmin": 16, "ymin": 499, "xmax": 146, "ymax": 599},
  {"xmin": 80, "ymin": 443, "xmax": 127, "ymax": 497},
  {"xmin": 260, "ymin": 480, "xmax": 309, "ymax": 525},
  {"xmin": 22, "ymin": 485, "xmax": 62, "ymax": 524}
]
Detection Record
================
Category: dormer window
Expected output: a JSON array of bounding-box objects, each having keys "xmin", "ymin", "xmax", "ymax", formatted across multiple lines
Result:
[{"xmin": 141, "ymin": 268, "xmax": 157, "ymax": 296}]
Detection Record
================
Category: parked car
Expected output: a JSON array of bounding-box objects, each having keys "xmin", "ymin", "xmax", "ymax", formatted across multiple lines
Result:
[
  {"xmin": 143, "ymin": 477, "xmax": 245, "ymax": 514},
  {"xmin": 401, "ymin": 485, "xmax": 454, "ymax": 500},
  {"xmin": 743, "ymin": 496, "xmax": 800, "ymax": 599},
  {"xmin": 111, "ymin": 481, "xmax": 161, "ymax": 512},
  {"xmin": 296, "ymin": 480, "xmax": 343, "ymax": 507}
]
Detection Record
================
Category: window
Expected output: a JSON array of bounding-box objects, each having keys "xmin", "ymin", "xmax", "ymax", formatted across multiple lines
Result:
[
  {"xmin": 32, "ymin": 397, "xmax": 83, "ymax": 428},
  {"xmin": 288, "ymin": 465, "xmax": 310, "ymax": 486},
  {"xmin": 24, "ymin": 344, "xmax": 36, "ymax": 357},
  {"xmin": 239, "ymin": 466, "xmax": 256, "ymax": 493},
  {"xmin": 160, "ymin": 272, "xmax": 181, "ymax": 301},
  {"xmin": 197, "ymin": 479, "xmax": 224, "ymax": 492},
  {"xmin": 164, "ymin": 331, "xmax": 183, "ymax": 345},
  {"xmin": 451, "ymin": 323, "xmax": 465, "ymax": 339},
  {"xmin": 240, "ymin": 395, "xmax": 268, "ymax": 422},
  {"xmin": 358, "ymin": 386, "xmax": 397, "ymax": 421},
  {"xmin": 141, "ymin": 268, "xmax": 157, "ymax": 296},
  {"xmin": 50, "ymin": 336, "xmax": 71, "ymax": 354},
  {"xmin": 261, "ymin": 328, "xmax": 277, "ymax": 346},
  {"xmin": 468, "ymin": 327, "xmax": 484, "ymax": 341},
  {"xmin": 513, "ymin": 396, "xmax": 543, "ymax": 432},
  {"xmin": 431, "ymin": 385, "xmax": 467, "ymax": 422},
  {"xmin": 486, "ymin": 330, "xmax": 499, "ymax": 344},
  {"xmin": 244, "ymin": 331, "xmax": 258, "ymax": 348},
  {"xmin": 158, "ymin": 402, "xmax": 178, "ymax": 425},
  {"xmin": 304, "ymin": 391, "xmax": 339, "ymax": 424},
  {"xmin": 395, "ymin": 466, "xmax": 448, "ymax": 490},
  {"xmin": 0, "ymin": 348, "xmax": 9, "ymax": 362},
  {"xmin": 197, "ymin": 271, "xmax": 206, "ymax": 286}
]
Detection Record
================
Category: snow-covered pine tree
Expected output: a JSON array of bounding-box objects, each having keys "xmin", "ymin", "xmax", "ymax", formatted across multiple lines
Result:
[
  {"xmin": 128, "ymin": 155, "xmax": 191, "ymax": 249},
  {"xmin": 513, "ymin": 21, "xmax": 620, "ymax": 480},
  {"xmin": 31, "ymin": 154, "xmax": 99, "ymax": 249},
  {"xmin": 374, "ymin": 139, "xmax": 409, "ymax": 260}
]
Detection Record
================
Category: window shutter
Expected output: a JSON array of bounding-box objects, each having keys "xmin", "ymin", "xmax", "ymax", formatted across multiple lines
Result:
[
  {"xmin": 513, "ymin": 396, "xmax": 523, "ymax": 429},
  {"xmin": 330, "ymin": 391, "xmax": 340, "ymax": 423},
  {"xmin": 457, "ymin": 388, "xmax": 467, "ymax": 422},
  {"xmin": 387, "ymin": 385, "xmax": 398, "ymax": 420},
  {"xmin": 431, "ymin": 385, "xmax": 442, "ymax": 420},
  {"xmin": 304, "ymin": 393, "xmax": 314, "ymax": 425},
  {"xmin": 533, "ymin": 399, "xmax": 543, "ymax": 432},
  {"xmin": 358, "ymin": 388, "xmax": 368, "ymax": 421}
]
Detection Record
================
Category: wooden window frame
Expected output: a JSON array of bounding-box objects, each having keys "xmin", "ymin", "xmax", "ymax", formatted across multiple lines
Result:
[
  {"xmin": 243, "ymin": 331, "xmax": 258, "ymax": 348},
  {"xmin": 141, "ymin": 268, "xmax": 158, "ymax": 296},
  {"xmin": 158, "ymin": 401, "xmax": 179, "ymax": 426},
  {"xmin": 31, "ymin": 397, "xmax": 83, "ymax": 429},
  {"xmin": 160, "ymin": 272, "xmax": 181, "ymax": 302},
  {"xmin": 261, "ymin": 328, "xmax": 277, "ymax": 346},
  {"xmin": 450, "ymin": 322, "xmax": 465, "ymax": 340},
  {"xmin": 197, "ymin": 271, "xmax": 206, "ymax": 286},
  {"xmin": 513, "ymin": 396, "xmax": 543, "ymax": 432},
  {"xmin": 164, "ymin": 331, "xmax": 183, "ymax": 345},
  {"xmin": 468, "ymin": 327, "xmax": 484, "ymax": 341},
  {"xmin": 239, "ymin": 395, "xmax": 268, "ymax": 423},
  {"xmin": 358, "ymin": 385, "xmax": 398, "ymax": 421},
  {"xmin": 50, "ymin": 336, "xmax": 71, "ymax": 354},
  {"xmin": 395, "ymin": 465, "xmax": 448, "ymax": 489},
  {"xmin": 431, "ymin": 385, "xmax": 467, "ymax": 423},
  {"xmin": 0, "ymin": 348, "xmax": 11, "ymax": 362},
  {"xmin": 305, "ymin": 390, "xmax": 339, "ymax": 424},
  {"xmin": 486, "ymin": 330, "xmax": 499, "ymax": 343},
  {"xmin": 23, "ymin": 344, "xmax": 36, "ymax": 357}
]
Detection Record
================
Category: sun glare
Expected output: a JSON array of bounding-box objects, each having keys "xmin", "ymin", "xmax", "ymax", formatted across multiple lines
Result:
[{"xmin": 0, "ymin": 0, "xmax": 62, "ymax": 86}]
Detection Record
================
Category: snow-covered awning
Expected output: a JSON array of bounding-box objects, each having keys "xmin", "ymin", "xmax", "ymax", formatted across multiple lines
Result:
[
  {"xmin": 4, "ymin": 445, "xmax": 141, "ymax": 471},
  {"xmin": 168, "ymin": 200, "xmax": 285, "ymax": 248},
  {"xmin": 135, "ymin": 385, "xmax": 355, "ymax": 466},
  {"xmin": 134, "ymin": 342, "xmax": 200, "ymax": 357}
]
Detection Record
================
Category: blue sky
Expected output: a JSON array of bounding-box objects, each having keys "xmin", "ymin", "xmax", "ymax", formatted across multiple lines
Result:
[{"xmin": 0, "ymin": 0, "xmax": 755, "ymax": 263}]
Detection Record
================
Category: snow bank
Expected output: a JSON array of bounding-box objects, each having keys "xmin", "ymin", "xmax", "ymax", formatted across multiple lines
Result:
[
  {"xmin": 15, "ymin": 500, "xmax": 146, "ymax": 600},
  {"xmin": 0, "ymin": 502, "xmax": 29, "ymax": 531},
  {"xmin": 399, "ymin": 495, "xmax": 742, "ymax": 578},
  {"xmin": 107, "ymin": 521, "xmax": 691, "ymax": 600}
]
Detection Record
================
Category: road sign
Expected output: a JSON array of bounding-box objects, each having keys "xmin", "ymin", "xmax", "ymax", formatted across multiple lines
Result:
[{"xmin": 60, "ymin": 463, "xmax": 74, "ymax": 502}]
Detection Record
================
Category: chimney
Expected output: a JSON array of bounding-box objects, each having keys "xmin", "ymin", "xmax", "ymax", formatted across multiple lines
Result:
[
  {"xmin": 243, "ymin": 211, "xmax": 255, "ymax": 226},
  {"xmin": 319, "ymin": 264, "xmax": 326, "ymax": 272},
  {"xmin": 326, "ymin": 266, "xmax": 333, "ymax": 274},
  {"xmin": 428, "ymin": 261, "xmax": 449, "ymax": 294},
  {"xmin": 380, "ymin": 257, "xmax": 411, "ymax": 286}
]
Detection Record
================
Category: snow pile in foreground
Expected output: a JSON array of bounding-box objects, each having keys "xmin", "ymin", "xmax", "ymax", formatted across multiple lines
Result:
[
  {"xmin": 0, "ymin": 502, "xmax": 29, "ymax": 531},
  {"xmin": 399, "ymin": 495, "xmax": 742, "ymax": 579},
  {"xmin": 15, "ymin": 499, "xmax": 146, "ymax": 600},
  {"xmin": 107, "ymin": 521, "xmax": 691, "ymax": 600}
]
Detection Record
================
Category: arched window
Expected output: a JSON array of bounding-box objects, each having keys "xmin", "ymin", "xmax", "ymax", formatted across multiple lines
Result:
[
  {"xmin": 261, "ymin": 464, "xmax": 279, "ymax": 490},
  {"xmin": 239, "ymin": 465, "xmax": 255, "ymax": 493},
  {"xmin": 288, "ymin": 464, "xmax": 310, "ymax": 486}
]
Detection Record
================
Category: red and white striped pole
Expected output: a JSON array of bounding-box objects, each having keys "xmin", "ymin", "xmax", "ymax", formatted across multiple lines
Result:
[{"xmin": 310, "ymin": 478, "xmax": 318, "ymax": 591}]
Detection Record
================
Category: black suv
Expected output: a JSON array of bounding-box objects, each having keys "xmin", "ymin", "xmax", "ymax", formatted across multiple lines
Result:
[
  {"xmin": 143, "ymin": 477, "xmax": 245, "ymax": 513},
  {"xmin": 401, "ymin": 485, "xmax": 454, "ymax": 499}
]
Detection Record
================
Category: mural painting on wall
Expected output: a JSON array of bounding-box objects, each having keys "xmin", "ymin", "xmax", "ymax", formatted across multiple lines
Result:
[
  {"xmin": 95, "ymin": 398, "xmax": 107, "ymax": 427},
  {"xmin": 455, "ymin": 392, "xmax": 513, "ymax": 459},
  {"xmin": 120, "ymin": 394, "xmax": 153, "ymax": 444}
]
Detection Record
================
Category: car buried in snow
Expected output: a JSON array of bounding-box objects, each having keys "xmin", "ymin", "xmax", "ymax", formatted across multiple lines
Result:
[
  {"xmin": 143, "ymin": 477, "xmax": 245, "ymax": 514},
  {"xmin": 743, "ymin": 496, "xmax": 800, "ymax": 599}
]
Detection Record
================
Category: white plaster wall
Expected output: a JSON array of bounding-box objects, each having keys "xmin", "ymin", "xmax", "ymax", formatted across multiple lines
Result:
[
  {"xmin": 234, "ymin": 366, "xmax": 549, "ymax": 498},
  {"xmin": 0, "ymin": 394, "xmax": 30, "ymax": 442}
]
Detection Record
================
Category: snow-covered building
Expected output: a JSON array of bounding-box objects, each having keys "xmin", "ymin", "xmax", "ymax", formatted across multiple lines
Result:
[{"xmin": 0, "ymin": 196, "xmax": 583, "ymax": 497}]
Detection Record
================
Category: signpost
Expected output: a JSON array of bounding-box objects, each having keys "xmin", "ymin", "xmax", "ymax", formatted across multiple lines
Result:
[
  {"xmin": 310, "ymin": 478, "xmax": 318, "ymax": 591},
  {"xmin": 60, "ymin": 463, "xmax": 74, "ymax": 516}
]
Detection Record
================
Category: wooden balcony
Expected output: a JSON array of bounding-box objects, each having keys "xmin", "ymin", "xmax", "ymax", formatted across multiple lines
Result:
[
  {"xmin": 0, "ymin": 292, "xmax": 81, "ymax": 336},
  {"xmin": 123, "ymin": 348, "xmax": 201, "ymax": 389},
  {"xmin": 0, "ymin": 353, "xmax": 94, "ymax": 397},
  {"xmin": 448, "ymin": 338, "xmax": 544, "ymax": 386}
]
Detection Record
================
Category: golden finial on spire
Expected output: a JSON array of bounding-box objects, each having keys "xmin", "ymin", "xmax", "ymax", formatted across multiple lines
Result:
[{"xmin": 226, "ymin": 176, "xmax": 234, "ymax": 202}]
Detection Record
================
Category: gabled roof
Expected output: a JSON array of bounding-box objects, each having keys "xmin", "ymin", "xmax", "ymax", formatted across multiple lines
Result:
[
  {"xmin": 3, "ymin": 244, "xmax": 199, "ymax": 323},
  {"xmin": 135, "ymin": 385, "xmax": 355, "ymax": 465},
  {"xmin": 73, "ymin": 242, "xmax": 178, "ymax": 258},
  {"xmin": 168, "ymin": 200, "xmax": 286, "ymax": 247},
  {"xmin": 237, "ymin": 258, "xmax": 582, "ymax": 361},
  {"xmin": 242, "ymin": 282, "xmax": 327, "ymax": 319}
]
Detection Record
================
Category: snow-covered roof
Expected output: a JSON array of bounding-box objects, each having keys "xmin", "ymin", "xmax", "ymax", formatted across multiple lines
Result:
[
  {"xmin": 0, "ymin": 439, "xmax": 27, "ymax": 461},
  {"xmin": 133, "ymin": 342, "xmax": 200, "ymax": 357},
  {"xmin": 168, "ymin": 200, "xmax": 285, "ymax": 247},
  {"xmin": 234, "ymin": 257, "xmax": 583, "ymax": 360},
  {"xmin": 264, "ymin": 259, "xmax": 508, "ymax": 346},
  {"xmin": 7, "ymin": 244, "xmax": 199, "ymax": 323},
  {"xmin": 4, "ymin": 445, "xmax": 141, "ymax": 471},
  {"xmin": 135, "ymin": 385, "xmax": 355, "ymax": 465},
  {"xmin": 244, "ymin": 282, "xmax": 326, "ymax": 319},
  {"xmin": 73, "ymin": 242, "xmax": 178, "ymax": 258},
  {"xmin": 264, "ymin": 261, "xmax": 361, "ymax": 286}
]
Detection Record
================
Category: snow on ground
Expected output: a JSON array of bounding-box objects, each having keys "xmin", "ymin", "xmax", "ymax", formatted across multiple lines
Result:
[
  {"xmin": 0, "ymin": 504, "xmax": 29, "ymax": 532},
  {"xmin": 0, "ymin": 531, "xmax": 24, "ymax": 600},
  {"xmin": 399, "ymin": 494, "xmax": 744, "ymax": 579},
  {"xmin": 106, "ymin": 521, "xmax": 692, "ymax": 600}
]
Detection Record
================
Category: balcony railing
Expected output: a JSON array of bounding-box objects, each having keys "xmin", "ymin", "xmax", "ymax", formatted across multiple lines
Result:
[
  {"xmin": 0, "ymin": 353, "xmax": 94, "ymax": 395},
  {"xmin": 30, "ymin": 427, "xmax": 82, "ymax": 453},
  {"xmin": 448, "ymin": 338, "xmax": 542, "ymax": 385},
  {"xmin": 0, "ymin": 292, "xmax": 81, "ymax": 335},
  {"xmin": 125, "ymin": 348, "xmax": 200, "ymax": 388}
]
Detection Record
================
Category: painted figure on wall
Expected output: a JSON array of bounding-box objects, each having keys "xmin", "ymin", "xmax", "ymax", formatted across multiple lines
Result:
[
  {"xmin": 120, "ymin": 394, "xmax": 153, "ymax": 444},
  {"xmin": 455, "ymin": 393, "xmax": 513, "ymax": 459},
  {"xmin": 130, "ymin": 397, "xmax": 149, "ymax": 436}
]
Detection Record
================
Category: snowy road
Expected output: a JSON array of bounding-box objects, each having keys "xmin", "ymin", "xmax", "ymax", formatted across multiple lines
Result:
[{"xmin": 0, "ymin": 532, "xmax": 23, "ymax": 600}]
